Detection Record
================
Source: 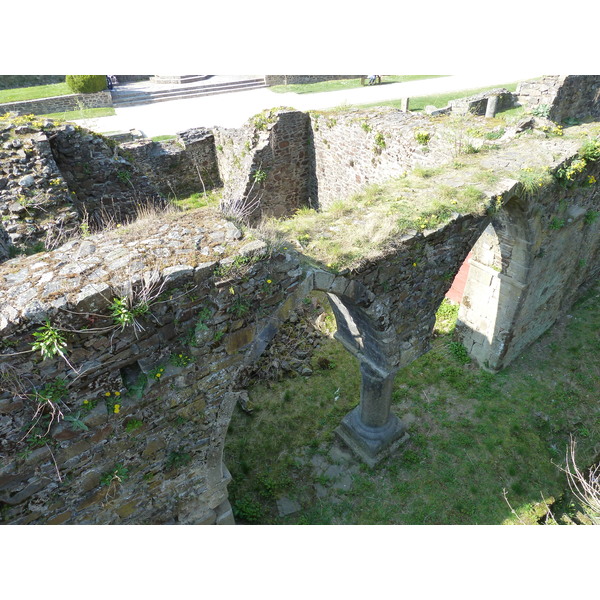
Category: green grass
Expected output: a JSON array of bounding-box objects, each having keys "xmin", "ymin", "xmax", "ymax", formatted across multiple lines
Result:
[
  {"xmin": 269, "ymin": 75, "xmax": 448, "ymax": 95},
  {"xmin": 0, "ymin": 82, "xmax": 71, "ymax": 104},
  {"xmin": 224, "ymin": 283, "xmax": 600, "ymax": 524},
  {"xmin": 358, "ymin": 81, "xmax": 521, "ymax": 112},
  {"xmin": 151, "ymin": 134, "xmax": 177, "ymax": 142},
  {"xmin": 171, "ymin": 190, "xmax": 222, "ymax": 211},
  {"xmin": 39, "ymin": 107, "xmax": 116, "ymax": 121},
  {"xmin": 262, "ymin": 167, "xmax": 488, "ymax": 271}
]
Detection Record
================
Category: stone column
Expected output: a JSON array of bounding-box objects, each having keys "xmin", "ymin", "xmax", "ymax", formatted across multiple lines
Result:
[
  {"xmin": 336, "ymin": 361, "xmax": 408, "ymax": 466},
  {"xmin": 485, "ymin": 96, "xmax": 499, "ymax": 118},
  {"xmin": 401, "ymin": 97, "xmax": 410, "ymax": 112}
]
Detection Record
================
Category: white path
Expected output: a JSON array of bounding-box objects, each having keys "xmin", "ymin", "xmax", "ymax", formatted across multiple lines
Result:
[{"xmin": 78, "ymin": 73, "xmax": 541, "ymax": 138}]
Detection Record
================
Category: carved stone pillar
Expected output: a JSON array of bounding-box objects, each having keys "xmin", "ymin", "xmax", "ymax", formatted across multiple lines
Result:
[{"xmin": 336, "ymin": 361, "xmax": 408, "ymax": 466}]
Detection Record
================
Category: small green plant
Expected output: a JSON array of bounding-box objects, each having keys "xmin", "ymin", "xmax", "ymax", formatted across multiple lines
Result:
[
  {"xmin": 584, "ymin": 210, "xmax": 599, "ymax": 225},
  {"xmin": 229, "ymin": 297, "xmax": 250, "ymax": 317},
  {"xmin": 484, "ymin": 128, "xmax": 505, "ymax": 140},
  {"xmin": 80, "ymin": 222, "xmax": 91, "ymax": 237},
  {"xmin": 518, "ymin": 166, "xmax": 552, "ymax": 194},
  {"xmin": 165, "ymin": 449, "xmax": 192, "ymax": 471},
  {"xmin": 213, "ymin": 330, "xmax": 225, "ymax": 342},
  {"xmin": 531, "ymin": 103, "xmax": 550, "ymax": 118},
  {"xmin": 578, "ymin": 139, "xmax": 600, "ymax": 162},
  {"xmin": 64, "ymin": 412, "xmax": 88, "ymax": 432},
  {"xmin": 194, "ymin": 307, "xmax": 212, "ymax": 332},
  {"xmin": 449, "ymin": 341, "xmax": 471, "ymax": 364},
  {"xmin": 252, "ymin": 168, "xmax": 268, "ymax": 184},
  {"xmin": 361, "ymin": 120, "xmax": 372, "ymax": 133},
  {"xmin": 462, "ymin": 142, "xmax": 480, "ymax": 154},
  {"xmin": 374, "ymin": 132, "xmax": 386, "ymax": 151},
  {"xmin": 31, "ymin": 320, "xmax": 68, "ymax": 360},
  {"xmin": 104, "ymin": 390, "xmax": 123, "ymax": 414},
  {"xmin": 434, "ymin": 299, "xmax": 459, "ymax": 335},
  {"xmin": 148, "ymin": 366, "xmax": 166, "ymax": 381},
  {"xmin": 233, "ymin": 495, "xmax": 265, "ymax": 523},
  {"xmin": 170, "ymin": 352, "xmax": 192, "ymax": 367},
  {"xmin": 549, "ymin": 217, "xmax": 565, "ymax": 230},
  {"xmin": 100, "ymin": 463, "xmax": 128, "ymax": 487},
  {"xmin": 414, "ymin": 130, "xmax": 431, "ymax": 145},
  {"xmin": 556, "ymin": 158, "xmax": 588, "ymax": 187},
  {"xmin": 109, "ymin": 296, "xmax": 149, "ymax": 330},
  {"xmin": 125, "ymin": 418, "xmax": 143, "ymax": 432},
  {"xmin": 117, "ymin": 170, "xmax": 132, "ymax": 184}
]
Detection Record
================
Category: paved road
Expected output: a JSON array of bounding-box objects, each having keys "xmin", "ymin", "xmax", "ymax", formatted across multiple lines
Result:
[{"xmin": 78, "ymin": 73, "xmax": 541, "ymax": 139}]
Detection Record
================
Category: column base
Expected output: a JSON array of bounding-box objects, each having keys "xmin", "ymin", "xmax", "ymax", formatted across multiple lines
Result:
[{"xmin": 335, "ymin": 406, "xmax": 409, "ymax": 467}]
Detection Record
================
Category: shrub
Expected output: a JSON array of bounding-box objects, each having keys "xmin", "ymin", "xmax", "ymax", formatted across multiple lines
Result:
[{"xmin": 65, "ymin": 75, "xmax": 107, "ymax": 94}]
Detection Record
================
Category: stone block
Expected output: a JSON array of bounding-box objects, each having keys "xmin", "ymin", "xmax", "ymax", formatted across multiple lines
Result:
[
  {"xmin": 46, "ymin": 510, "xmax": 72, "ymax": 525},
  {"xmin": 313, "ymin": 270, "xmax": 335, "ymax": 291}
]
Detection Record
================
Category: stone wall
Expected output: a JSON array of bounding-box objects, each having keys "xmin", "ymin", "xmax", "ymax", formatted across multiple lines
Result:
[
  {"xmin": 458, "ymin": 157, "xmax": 600, "ymax": 370},
  {"xmin": 2, "ymin": 78, "xmax": 600, "ymax": 524},
  {"xmin": 310, "ymin": 108, "xmax": 456, "ymax": 208},
  {"xmin": 214, "ymin": 109, "xmax": 315, "ymax": 221},
  {"xmin": 517, "ymin": 75, "xmax": 600, "ymax": 122},
  {"xmin": 448, "ymin": 88, "xmax": 516, "ymax": 116},
  {"xmin": 0, "ymin": 92, "xmax": 113, "ymax": 117},
  {"xmin": 215, "ymin": 107, "xmax": 458, "ymax": 217},
  {"xmin": 0, "ymin": 116, "xmax": 164, "ymax": 259},
  {"xmin": 0, "ymin": 210, "xmax": 310, "ymax": 524},
  {"xmin": 121, "ymin": 128, "xmax": 221, "ymax": 199}
]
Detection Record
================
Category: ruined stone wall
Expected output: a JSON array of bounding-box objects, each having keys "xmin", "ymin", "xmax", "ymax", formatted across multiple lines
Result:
[
  {"xmin": 517, "ymin": 75, "xmax": 600, "ymax": 122},
  {"xmin": 496, "ymin": 159, "xmax": 600, "ymax": 366},
  {"xmin": 310, "ymin": 108, "xmax": 455, "ymax": 208},
  {"xmin": 0, "ymin": 116, "xmax": 165, "ymax": 260},
  {"xmin": 457, "ymin": 156, "xmax": 600, "ymax": 370},
  {"xmin": 516, "ymin": 75, "xmax": 565, "ymax": 112},
  {"xmin": 0, "ymin": 211, "xmax": 309, "ymax": 524},
  {"xmin": 214, "ymin": 110, "xmax": 314, "ymax": 221},
  {"xmin": 0, "ymin": 92, "xmax": 113, "ymax": 117},
  {"xmin": 121, "ymin": 128, "xmax": 221, "ymax": 199},
  {"xmin": 448, "ymin": 88, "xmax": 516, "ymax": 116}
]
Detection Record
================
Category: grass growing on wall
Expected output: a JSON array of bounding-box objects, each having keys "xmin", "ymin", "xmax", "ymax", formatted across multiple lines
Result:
[
  {"xmin": 0, "ymin": 82, "xmax": 71, "ymax": 104},
  {"xmin": 224, "ymin": 283, "xmax": 600, "ymax": 524},
  {"xmin": 358, "ymin": 81, "xmax": 521, "ymax": 112},
  {"xmin": 269, "ymin": 75, "xmax": 448, "ymax": 95},
  {"xmin": 260, "ymin": 168, "xmax": 488, "ymax": 271}
]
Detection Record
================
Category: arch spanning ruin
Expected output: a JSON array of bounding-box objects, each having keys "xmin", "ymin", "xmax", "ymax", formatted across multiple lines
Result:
[{"xmin": 1, "ymin": 76, "xmax": 600, "ymax": 524}]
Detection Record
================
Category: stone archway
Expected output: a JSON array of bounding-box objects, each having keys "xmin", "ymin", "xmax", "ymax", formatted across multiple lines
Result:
[
  {"xmin": 311, "ymin": 271, "xmax": 409, "ymax": 466},
  {"xmin": 455, "ymin": 195, "xmax": 535, "ymax": 371}
]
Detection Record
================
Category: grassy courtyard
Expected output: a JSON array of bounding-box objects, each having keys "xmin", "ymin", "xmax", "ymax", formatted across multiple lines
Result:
[
  {"xmin": 269, "ymin": 75, "xmax": 448, "ymax": 94},
  {"xmin": 224, "ymin": 281, "xmax": 600, "ymax": 524}
]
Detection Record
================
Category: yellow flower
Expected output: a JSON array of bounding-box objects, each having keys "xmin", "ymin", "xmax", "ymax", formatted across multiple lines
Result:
[
  {"xmin": 156, "ymin": 373, "xmax": 162, "ymax": 378},
  {"xmin": 83, "ymin": 400, "xmax": 89, "ymax": 404},
  {"xmin": 105, "ymin": 392, "xmax": 111, "ymax": 397},
  {"xmin": 413, "ymin": 262, "xmax": 417, "ymax": 267},
  {"xmin": 114, "ymin": 405, "xmax": 120, "ymax": 414},
  {"xmin": 114, "ymin": 391, "xmax": 121, "ymax": 396},
  {"xmin": 266, "ymin": 279, "xmax": 272, "ymax": 284}
]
